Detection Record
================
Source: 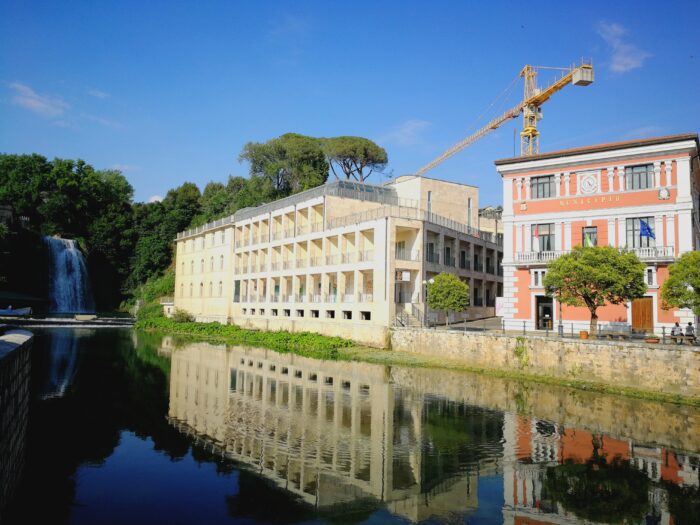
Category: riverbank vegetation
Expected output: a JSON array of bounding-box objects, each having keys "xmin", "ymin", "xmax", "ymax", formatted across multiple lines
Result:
[
  {"xmin": 136, "ymin": 317, "xmax": 353, "ymax": 358},
  {"xmin": 0, "ymin": 134, "xmax": 388, "ymax": 311}
]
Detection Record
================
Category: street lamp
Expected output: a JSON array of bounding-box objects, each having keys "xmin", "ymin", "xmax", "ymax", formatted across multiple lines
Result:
[{"xmin": 557, "ymin": 294, "xmax": 564, "ymax": 337}]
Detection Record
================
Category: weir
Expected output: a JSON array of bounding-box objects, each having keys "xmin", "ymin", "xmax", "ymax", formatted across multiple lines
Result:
[{"xmin": 44, "ymin": 236, "xmax": 95, "ymax": 314}]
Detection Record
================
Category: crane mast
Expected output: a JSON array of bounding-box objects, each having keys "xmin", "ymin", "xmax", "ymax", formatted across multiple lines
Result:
[{"xmin": 415, "ymin": 62, "xmax": 594, "ymax": 176}]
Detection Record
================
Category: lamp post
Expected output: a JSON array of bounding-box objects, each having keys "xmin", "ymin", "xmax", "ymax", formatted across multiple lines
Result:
[{"xmin": 557, "ymin": 295, "xmax": 564, "ymax": 337}]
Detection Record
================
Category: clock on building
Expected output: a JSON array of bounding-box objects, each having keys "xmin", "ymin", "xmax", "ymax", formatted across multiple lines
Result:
[{"xmin": 580, "ymin": 173, "xmax": 598, "ymax": 194}]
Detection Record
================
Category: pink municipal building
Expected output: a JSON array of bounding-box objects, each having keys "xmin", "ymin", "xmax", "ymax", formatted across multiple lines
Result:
[{"xmin": 496, "ymin": 133, "xmax": 700, "ymax": 333}]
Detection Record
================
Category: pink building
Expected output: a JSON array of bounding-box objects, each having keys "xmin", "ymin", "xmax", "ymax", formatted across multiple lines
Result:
[{"xmin": 496, "ymin": 133, "xmax": 699, "ymax": 333}]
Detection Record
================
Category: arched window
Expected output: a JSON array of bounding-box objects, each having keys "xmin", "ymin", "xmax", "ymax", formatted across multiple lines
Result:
[
  {"xmin": 200, "ymin": 259, "xmax": 204, "ymax": 272},
  {"xmin": 220, "ymin": 231, "xmax": 225, "ymax": 245},
  {"xmin": 209, "ymin": 281, "xmax": 213, "ymax": 296},
  {"xmin": 218, "ymin": 281, "xmax": 223, "ymax": 296},
  {"xmin": 180, "ymin": 283, "xmax": 183, "ymax": 297},
  {"xmin": 190, "ymin": 260, "xmax": 194, "ymax": 274},
  {"xmin": 210, "ymin": 256, "xmax": 214, "ymax": 271},
  {"xmin": 199, "ymin": 282, "xmax": 203, "ymax": 296},
  {"xmin": 189, "ymin": 283, "xmax": 193, "ymax": 297},
  {"xmin": 181, "ymin": 261, "xmax": 185, "ymax": 275},
  {"xmin": 220, "ymin": 255, "xmax": 224, "ymax": 270}
]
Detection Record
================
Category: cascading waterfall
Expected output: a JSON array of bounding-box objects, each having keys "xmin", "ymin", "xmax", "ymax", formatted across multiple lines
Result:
[{"xmin": 44, "ymin": 236, "xmax": 95, "ymax": 313}]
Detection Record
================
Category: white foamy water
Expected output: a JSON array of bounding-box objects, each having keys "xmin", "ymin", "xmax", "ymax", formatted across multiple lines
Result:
[{"xmin": 44, "ymin": 236, "xmax": 95, "ymax": 313}]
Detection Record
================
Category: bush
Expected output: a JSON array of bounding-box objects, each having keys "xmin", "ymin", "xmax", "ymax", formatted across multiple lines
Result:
[
  {"xmin": 171, "ymin": 308, "xmax": 194, "ymax": 323},
  {"xmin": 134, "ymin": 317, "xmax": 353, "ymax": 359},
  {"xmin": 136, "ymin": 301, "xmax": 164, "ymax": 321},
  {"xmin": 138, "ymin": 270, "xmax": 175, "ymax": 304}
]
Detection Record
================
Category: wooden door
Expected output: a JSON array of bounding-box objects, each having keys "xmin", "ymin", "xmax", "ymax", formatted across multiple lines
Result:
[{"xmin": 631, "ymin": 297, "xmax": 653, "ymax": 332}]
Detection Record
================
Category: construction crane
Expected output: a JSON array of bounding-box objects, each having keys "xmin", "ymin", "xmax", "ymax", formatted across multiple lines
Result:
[{"xmin": 415, "ymin": 62, "xmax": 594, "ymax": 176}]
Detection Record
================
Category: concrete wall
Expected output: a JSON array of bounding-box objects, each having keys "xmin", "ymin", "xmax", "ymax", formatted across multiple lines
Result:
[
  {"xmin": 0, "ymin": 329, "xmax": 32, "ymax": 521},
  {"xmin": 390, "ymin": 328, "xmax": 700, "ymax": 398}
]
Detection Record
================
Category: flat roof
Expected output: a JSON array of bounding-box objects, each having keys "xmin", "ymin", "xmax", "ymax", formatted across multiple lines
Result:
[
  {"xmin": 386, "ymin": 174, "xmax": 479, "ymax": 189},
  {"xmin": 494, "ymin": 133, "xmax": 699, "ymax": 166}
]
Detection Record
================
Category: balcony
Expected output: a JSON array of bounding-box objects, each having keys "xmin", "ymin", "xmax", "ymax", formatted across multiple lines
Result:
[
  {"xmin": 395, "ymin": 292, "xmax": 420, "ymax": 304},
  {"xmin": 358, "ymin": 293, "xmax": 374, "ymax": 303},
  {"xmin": 486, "ymin": 265, "xmax": 495, "ymax": 274},
  {"xmin": 514, "ymin": 246, "xmax": 676, "ymax": 266},
  {"xmin": 341, "ymin": 253, "xmax": 353, "ymax": 264},
  {"xmin": 296, "ymin": 259, "xmax": 306, "ymax": 269},
  {"xmin": 271, "ymin": 262, "xmax": 281, "ymax": 271},
  {"xmin": 342, "ymin": 293, "xmax": 355, "ymax": 303},
  {"xmin": 310, "ymin": 221, "xmax": 323, "ymax": 233},
  {"xmin": 326, "ymin": 254, "xmax": 339, "ymax": 265},
  {"xmin": 310, "ymin": 256, "xmax": 322, "ymax": 267},
  {"xmin": 310, "ymin": 294, "xmax": 322, "ymax": 303},
  {"xmin": 395, "ymin": 248, "xmax": 420, "ymax": 261},
  {"xmin": 359, "ymin": 250, "xmax": 374, "ymax": 262},
  {"xmin": 459, "ymin": 259, "xmax": 471, "ymax": 270},
  {"xmin": 473, "ymin": 262, "xmax": 484, "ymax": 272},
  {"xmin": 426, "ymin": 252, "xmax": 440, "ymax": 265},
  {"xmin": 284, "ymin": 228, "xmax": 295, "ymax": 238},
  {"xmin": 326, "ymin": 294, "xmax": 338, "ymax": 303},
  {"xmin": 444, "ymin": 256, "xmax": 456, "ymax": 268},
  {"xmin": 272, "ymin": 231, "xmax": 283, "ymax": 241},
  {"xmin": 296, "ymin": 224, "xmax": 309, "ymax": 235}
]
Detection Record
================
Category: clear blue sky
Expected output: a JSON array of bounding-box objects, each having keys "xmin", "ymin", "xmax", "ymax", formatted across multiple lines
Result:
[{"xmin": 2, "ymin": 1, "xmax": 699, "ymax": 206}]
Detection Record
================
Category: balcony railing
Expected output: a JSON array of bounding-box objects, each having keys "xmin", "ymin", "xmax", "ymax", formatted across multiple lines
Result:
[
  {"xmin": 326, "ymin": 254, "xmax": 339, "ymax": 265},
  {"xmin": 326, "ymin": 294, "xmax": 338, "ymax": 303},
  {"xmin": 358, "ymin": 293, "xmax": 374, "ymax": 303},
  {"xmin": 271, "ymin": 262, "xmax": 281, "ymax": 271},
  {"xmin": 359, "ymin": 250, "xmax": 374, "ymax": 262},
  {"xmin": 310, "ymin": 256, "xmax": 322, "ymax": 267},
  {"xmin": 284, "ymin": 228, "xmax": 295, "ymax": 238},
  {"xmin": 514, "ymin": 246, "xmax": 676, "ymax": 265},
  {"xmin": 272, "ymin": 231, "xmax": 283, "ymax": 241},
  {"xmin": 473, "ymin": 262, "xmax": 484, "ymax": 272},
  {"xmin": 310, "ymin": 294, "xmax": 323, "ymax": 303},
  {"xmin": 271, "ymin": 295, "xmax": 280, "ymax": 303},
  {"xmin": 341, "ymin": 253, "xmax": 353, "ymax": 264},
  {"xmin": 296, "ymin": 224, "xmax": 309, "ymax": 235},
  {"xmin": 282, "ymin": 260, "xmax": 293, "ymax": 270},
  {"xmin": 459, "ymin": 259, "xmax": 470, "ymax": 270},
  {"xmin": 472, "ymin": 298, "xmax": 483, "ymax": 307},
  {"xmin": 342, "ymin": 293, "xmax": 355, "ymax": 303},
  {"xmin": 444, "ymin": 256, "xmax": 456, "ymax": 267},
  {"xmin": 486, "ymin": 265, "xmax": 495, "ymax": 274},
  {"xmin": 258, "ymin": 234, "xmax": 269, "ymax": 244},
  {"xmin": 395, "ymin": 292, "xmax": 420, "ymax": 304},
  {"xmin": 426, "ymin": 252, "xmax": 440, "ymax": 264},
  {"xmin": 296, "ymin": 259, "xmax": 306, "ymax": 269},
  {"xmin": 310, "ymin": 221, "xmax": 323, "ymax": 233},
  {"xmin": 395, "ymin": 248, "xmax": 420, "ymax": 261}
]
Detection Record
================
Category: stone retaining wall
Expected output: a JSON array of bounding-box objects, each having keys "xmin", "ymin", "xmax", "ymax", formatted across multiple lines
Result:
[
  {"xmin": 390, "ymin": 328, "xmax": 700, "ymax": 398},
  {"xmin": 0, "ymin": 328, "xmax": 33, "ymax": 520}
]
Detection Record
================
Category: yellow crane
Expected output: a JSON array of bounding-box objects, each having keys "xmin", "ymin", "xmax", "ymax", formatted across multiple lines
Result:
[{"xmin": 415, "ymin": 62, "xmax": 594, "ymax": 176}]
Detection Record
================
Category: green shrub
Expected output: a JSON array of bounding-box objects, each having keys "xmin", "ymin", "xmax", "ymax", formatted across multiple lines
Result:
[
  {"xmin": 171, "ymin": 308, "xmax": 194, "ymax": 323},
  {"xmin": 138, "ymin": 270, "xmax": 175, "ymax": 304},
  {"xmin": 136, "ymin": 302, "xmax": 164, "ymax": 320},
  {"xmin": 135, "ymin": 317, "xmax": 353, "ymax": 359}
]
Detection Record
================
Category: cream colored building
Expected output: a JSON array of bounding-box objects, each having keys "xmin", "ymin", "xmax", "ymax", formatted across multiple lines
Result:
[{"xmin": 174, "ymin": 178, "xmax": 503, "ymax": 346}]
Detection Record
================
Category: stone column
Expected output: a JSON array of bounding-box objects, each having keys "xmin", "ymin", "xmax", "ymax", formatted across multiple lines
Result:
[
  {"xmin": 618, "ymin": 165, "xmax": 626, "ymax": 191},
  {"xmin": 554, "ymin": 173, "xmax": 561, "ymax": 197},
  {"xmin": 653, "ymin": 161, "xmax": 661, "ymax": 189},
  {"xmin": 607, "ymin": 167, "xmax": 615, "ymax": 192},
  {"xmin": 563, "ymin": 172, "xmax": 570, "ymax": 196},
  {"xmin": 607, "ymin": 218, "xmax": 616, "ymax": 246},
  {"xmin": 524, "ymin": 177, "xmax": 531, "ymax": 200}
]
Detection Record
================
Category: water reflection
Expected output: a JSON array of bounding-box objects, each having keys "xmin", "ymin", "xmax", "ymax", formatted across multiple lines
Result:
[
  {"xmin": 167, "ymin": 341, "xmax": 700, "ymax": 524},
  {"xmin": 38, "ymin": 328, "xmax": 87, "ymax": 399}
]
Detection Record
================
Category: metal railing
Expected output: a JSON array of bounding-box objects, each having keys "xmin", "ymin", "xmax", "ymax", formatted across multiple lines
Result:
[
  {"xmin": 327, "ymin": 204, "xmax": 502, "ymax": 245},
  {"xmin": 358, "ymin": 293, "xmax": 373, "ymax": 303},
  {"xmin": 426, "ymin": 252, "xmax": 440, "ymax": 264},
  {"xmin": 444, "ymin": 256, "xmax": 456, "ymax": 267},
  {"xmin": 486, "ymin": 265, "xmax": 495, "ymax": 274},
  {"xmin": 271, "ymin": 262, "xmax": 281, "ymax": 271},
  {"xmin": 459, "ymin": 259, "xmax": 470, "ymax": 270},
  {"xmin": 359, "ymin": 250, "xmax": 374, "ymax": 262},
  {"xmin": 395, "ymin": 248, "xmax": 420, "ymax": 261},
  {"xmin": 473, "ymin": 262, "xmax": 484, "ymax": 272},
  {"xmin": 342, "ymin": 293, "xmax": 355, "ymax": 303}
]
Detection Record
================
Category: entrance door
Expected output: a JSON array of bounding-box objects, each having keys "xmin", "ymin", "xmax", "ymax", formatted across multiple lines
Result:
[
  {"xmin": 536, "ymin": 296, "xmax": 553, "ymax": 330},
  {"xmin": 632, "ymin": 297, "xmax": 653, "ymax": 332}
]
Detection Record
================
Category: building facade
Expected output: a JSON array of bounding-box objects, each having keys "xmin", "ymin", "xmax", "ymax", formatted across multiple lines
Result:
[
  {"xmin": 496, "ymin": 133, "xmax": 700, "ymax": 333},
  {"xmin": 174, "ymin": 177, "xmax": 503, "ymax": 346}
]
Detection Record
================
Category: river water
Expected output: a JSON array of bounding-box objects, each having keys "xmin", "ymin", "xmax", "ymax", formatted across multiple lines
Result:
[{"xmin": 2, "ymin": 328, "xmax": 699, "ymax": 524}]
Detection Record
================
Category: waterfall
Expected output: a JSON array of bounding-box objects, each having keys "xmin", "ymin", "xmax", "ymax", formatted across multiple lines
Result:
[{"xmin": 44, "ymin": 236, "xmax": 95, "ymax": 313}]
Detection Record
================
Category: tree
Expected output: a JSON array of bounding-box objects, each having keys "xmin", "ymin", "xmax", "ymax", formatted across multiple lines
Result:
[
  {"xmin": 239, "ymin": 133, "xmax": 328, "ymax": 196},
  {"xmin": 543, "ymin": 246, "xmax": 647, "ymax": 334},
  {"xmin": 426, "ymin": 272, "xmax": 470, "ymax": 326},
  {"xmin": 322, "ymin": 136, "xmax": 388, "ymax": 182},
  {"xmin": 661, "ymin": 251, "xmax": 700, "ymax": 316}
]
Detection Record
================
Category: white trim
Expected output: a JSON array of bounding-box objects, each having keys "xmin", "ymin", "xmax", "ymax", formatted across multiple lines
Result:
[{"xmin": 496, "ymin": 140, "xmax": 696, "ymax": 174}]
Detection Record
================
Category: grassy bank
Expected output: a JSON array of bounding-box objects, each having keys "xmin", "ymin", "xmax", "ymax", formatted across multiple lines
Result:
[
  {"xmin": 135, "ymin": 317, "xmax": 353, "ymax": 359},
  {"xmin": 136, "ymin": 318, "xmax": 700, "ymax": 408}
]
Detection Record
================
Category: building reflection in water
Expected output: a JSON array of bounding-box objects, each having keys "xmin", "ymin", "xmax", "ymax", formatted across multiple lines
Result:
[{"xmin": 167, "ymin": 341, "xmax": 699, "ymax": 524}]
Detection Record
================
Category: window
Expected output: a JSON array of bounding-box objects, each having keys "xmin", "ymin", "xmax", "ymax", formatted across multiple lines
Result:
[
  {"xmin": 200, "ymin": 259, "xmax": 204, "ymax": 272},
  {"xmin": 626, "ymin": 164, "xmax": 653, "ymax": 190},
  {"xmin": 209, "ymin": 281, "xmax": 213, "ymax": 296},
  {"xmin": 199, "ymin": 282, "xmax": 203, "ymax": 296},
  {"xmin": 190, "ymin": 261, "xmax": 194, "ymax": 274},
  {"xmin": 531, "ymin": 175, "xmax": 555, "ymax": 199},
  {"xmin": 467, "ymin": 197, "xmax": 472, "ymax": 227},
  {"xmin": 626, "ymin": 217, "xmax": 655, "ymax": 248},
  {"xmin": 210, "ymin": 257, "xmax": 214, "ymax": 271},
  {"xmin": 532, "ymin": 223, "xmax": 555, "ymax": 251},
  {"xmin": 582, "ymin": 226, "xmax": 598, "ymax": 247},
  {"xmin": 220, "ymin": 255, "xmax": 224, "ymax": 270},
  {"xmin": 647, "ymin": 268, "xmax": 654, "ymax": 286},
  {"xmin": 218, "ymin": 281, "xmax": 223, "ymax": 296},
  {"xmin": 180, "ymin": 283, "xmax": 184, "ymax": 297}
]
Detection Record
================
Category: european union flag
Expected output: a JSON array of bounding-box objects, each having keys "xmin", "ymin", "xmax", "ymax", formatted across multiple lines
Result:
[{"xmin": 640, "ymin": 219, "xmax": 655, "ymax": 239}]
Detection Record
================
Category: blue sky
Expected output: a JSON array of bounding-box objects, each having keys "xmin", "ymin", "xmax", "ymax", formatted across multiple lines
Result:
[{"xmin": 2, "ymin": 1, "xmax": 699, "ymax": 206}]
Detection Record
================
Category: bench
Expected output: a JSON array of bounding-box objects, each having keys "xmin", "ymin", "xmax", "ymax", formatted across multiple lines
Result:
[{"xmin": 669, "ymin": 335, "xmax": 697, "ymax": 345}]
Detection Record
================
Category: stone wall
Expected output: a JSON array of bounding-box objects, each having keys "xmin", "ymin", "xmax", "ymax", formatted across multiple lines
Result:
[
  {"xmin": 0, "ymin": 329, "xmax": 33, "ymax": 520},
  {"xmin": 390, "ymin": 328, "xmax": 700, "ymax": 398}
]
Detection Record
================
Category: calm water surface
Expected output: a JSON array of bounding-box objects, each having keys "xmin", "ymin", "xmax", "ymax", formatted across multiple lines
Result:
[{"xmin": 2, "ymin": 328, "xmax": 699, "ymax": 524}]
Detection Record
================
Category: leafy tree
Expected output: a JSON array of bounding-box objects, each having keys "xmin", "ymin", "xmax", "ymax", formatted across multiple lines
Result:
[
  {"xmin": 544, "ymin": 246, "xmax": 646, "ymax": 334},
  {"xmin": 426, "ymin": 272, "xmax": 470, "ymax": 326},
  {"xmin": 661, "ymin": 251, "xmax": 700, "ymax": 316},
  {"xmin": 322, "ymin": 136, "xmax": 388, "ymax": 182},
  {"xmin": 239, "ymin": 133, "xmax": 328, "ymax": 196}
]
